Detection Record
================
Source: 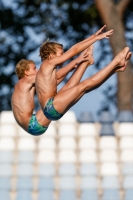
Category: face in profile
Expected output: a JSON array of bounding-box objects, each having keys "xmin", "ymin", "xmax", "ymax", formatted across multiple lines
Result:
[{"xmin": 26, "ymin": 63, "xmax": 38, "ymax": 76}]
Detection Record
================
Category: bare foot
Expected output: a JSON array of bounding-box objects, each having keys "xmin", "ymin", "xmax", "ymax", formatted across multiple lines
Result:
[
  {"xmin": 113, "ymin": 47, "xmax": 132, "ymax": 72},
  {"xmin": 87, "ymin": 45, "xmax": 94, "ymax": 65},
  {"xmin": 116, "ymin": 52, "xmax": 132, "ymax": 72}
]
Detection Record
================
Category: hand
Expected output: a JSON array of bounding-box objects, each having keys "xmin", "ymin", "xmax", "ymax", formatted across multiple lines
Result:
[
  {"xmin": 94, "ymin": 25, "xmax": 113, "ymax": 40},
  {"xmin": 94, "ymin": 25, "xmax": 106, "ymax": 36},
  {"xmin": 97, "ymin": 29, "xmax": 113, "ymax": 40},
  {"xmin": 75, "ymin": 48, "xmax": 90, "ymax": 66}
]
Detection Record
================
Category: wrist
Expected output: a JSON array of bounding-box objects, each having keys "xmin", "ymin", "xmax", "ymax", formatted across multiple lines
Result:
[
  {"xmin": 92, "ymin": 34, "xmax": 96, "ymax": 38},
  {"xmin": 94, "ymin": 35, "xmax": 100, "ymax": 41}
]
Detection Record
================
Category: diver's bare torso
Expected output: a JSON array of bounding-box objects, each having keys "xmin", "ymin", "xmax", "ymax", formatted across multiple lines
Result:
[
  {"xmin": 36, "ymin": 61, "xmax": 58, "ymax": 108},
  {"xmin": 11, "ymin": 77, "xmax": 35, "ymax": 131}
]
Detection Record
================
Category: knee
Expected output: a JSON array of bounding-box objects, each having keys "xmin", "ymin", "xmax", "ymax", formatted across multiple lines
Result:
[
  {"xmin": 79, "ymin": 80, "xmax": 98, "ymax": 94},
  {"xmin": 82, "ymin": 79, "xmax": 96, "ymax": 93}
]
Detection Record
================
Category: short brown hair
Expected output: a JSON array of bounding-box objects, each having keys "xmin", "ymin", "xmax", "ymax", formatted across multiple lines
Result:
[
  {"xmin": 39, "ymin": 39, "xmax": 63, "ymax": 61},
  {"xmin": 15, "ymin": 59, "xmax": 34, "ymax": 79}
]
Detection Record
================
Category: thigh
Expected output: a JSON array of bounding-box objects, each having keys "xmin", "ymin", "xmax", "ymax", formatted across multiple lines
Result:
[
  {"xmin": 54, "ymin": 83, "xmax": 85, "ymax": 114},
  {"xmin": 36, "ymin": 109, "xmax": 51, "ymax": 126},
  {"xmin": 58, "ymin": 82, "xmax": 74, "ymax": 94},
  {"xmin": 58, "ymin": 74, "xmax": 78, "ymax": 94}
]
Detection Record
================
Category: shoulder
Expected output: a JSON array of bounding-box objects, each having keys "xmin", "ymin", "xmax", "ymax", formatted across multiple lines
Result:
[
  {"xmin": 13, "ymin": 78, "xmax": 26, "ymax": 91},
  {"xmin": 41, "ymin": 59, "xmax": 57, "ymax": 68},
  {"xmin": 22, "ymin": 75, "xmax": 36, "ymax": 84},
  {"xmin": 40, "ymin": 60, "xmax": 50, "ymax": 68},
  {"xmin": 15, "ymin": 76, "xmax": 35, "ymax": 88}
]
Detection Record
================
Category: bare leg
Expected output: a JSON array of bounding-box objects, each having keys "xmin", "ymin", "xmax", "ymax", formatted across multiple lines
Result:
[
  {"xmin": 53, "ymin": 47, "xmax": 132, "ymax": 114},
  {"xmin": 58, "ymin": 45, "xmax": 94, "ymax": 93},
  {"xmin": 36, "ymin": 109, "xmax": 51, "ymax": 126}
]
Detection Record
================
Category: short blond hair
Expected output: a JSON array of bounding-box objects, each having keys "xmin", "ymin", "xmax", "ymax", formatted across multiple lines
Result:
[
  {"xmin": 39, "ymin": 39, "xmax": 63, "ymax": 61},
  {"xmin": 15, "ymin": 59, "xmax": 35, "ymax": 79}
]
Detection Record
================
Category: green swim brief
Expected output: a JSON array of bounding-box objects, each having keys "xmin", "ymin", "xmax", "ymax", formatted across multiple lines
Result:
[
  {"xmin": 43, "ymin": 98, "xmax": 63, "ymax": 121},
  {"xmin": 28, "ymin": 114, "xmax": 48, "ymax": 136}
]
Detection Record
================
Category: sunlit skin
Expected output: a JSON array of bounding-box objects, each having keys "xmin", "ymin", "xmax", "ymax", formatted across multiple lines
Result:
[
  {"xmin": 11, "ymin": 63, "xmax": 51, "ymax": 131},
  {"xmin": 11, "ymin": 50, "xmax": 93, "ymax": 132},
  {"xmin": 36, "ymin": 25, "xmax": 132, "ymax": 117}
]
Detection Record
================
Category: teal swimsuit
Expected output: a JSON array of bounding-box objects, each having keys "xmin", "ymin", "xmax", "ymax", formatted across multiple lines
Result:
[
  {"xmin": 28, "ymin": 114, "xmax": 48, "ymax": 136},
  {"xmin": 43, "ymin": 98, "xmax": 63, "ymax": 121}
]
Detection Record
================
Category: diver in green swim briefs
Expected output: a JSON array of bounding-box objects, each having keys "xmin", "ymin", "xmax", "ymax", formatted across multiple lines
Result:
[
  {"xmin": 11, "ymin": 51, "xmax": 92, "ymax": 135},
  {"xmin": 11, "ymin": 59, "xmax": 50, "ymax": 136},
  {"xmin": 36, "ymin": 25, "xmax": 132, "ymax": 121}
]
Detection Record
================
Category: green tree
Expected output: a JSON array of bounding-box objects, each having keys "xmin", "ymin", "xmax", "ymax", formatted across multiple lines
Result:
[
  {"xmin": 57, "ymin": 0, "xmax": 133, "ymax": 112},
  {"xmin": 0, "ymin": 0, "xmax": 133, "ymax": 113},
  {"xmin": 0, "ymin": 0, "xmax": 65, "ymax": 111},
  {"xmin": 96, "ymin": 0, "xmax": 133, "ymax": 111}
]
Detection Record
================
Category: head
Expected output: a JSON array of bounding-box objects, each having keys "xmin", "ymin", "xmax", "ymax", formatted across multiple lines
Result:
[
  {"xmin": 15, "ymin": 59, "xmax": 38, "ymax": 79},
  {"xmin": 39, "ymin": 39, "xmax": 64, "ymax": 61}
]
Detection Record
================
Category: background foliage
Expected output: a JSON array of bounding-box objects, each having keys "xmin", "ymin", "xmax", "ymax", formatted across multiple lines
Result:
[{"xmin": 0, "ymin": 0, "xmax": 133, "ymax": 113}]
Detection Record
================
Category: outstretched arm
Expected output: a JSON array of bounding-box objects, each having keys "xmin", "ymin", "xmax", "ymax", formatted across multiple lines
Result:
[
  {"xmin": 49, "ymin": 25, "xmax": 113, "ymax": 67},
  {"xmin": 56, "ymin": 49, "xmax": 90, "ymax": 85}
]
